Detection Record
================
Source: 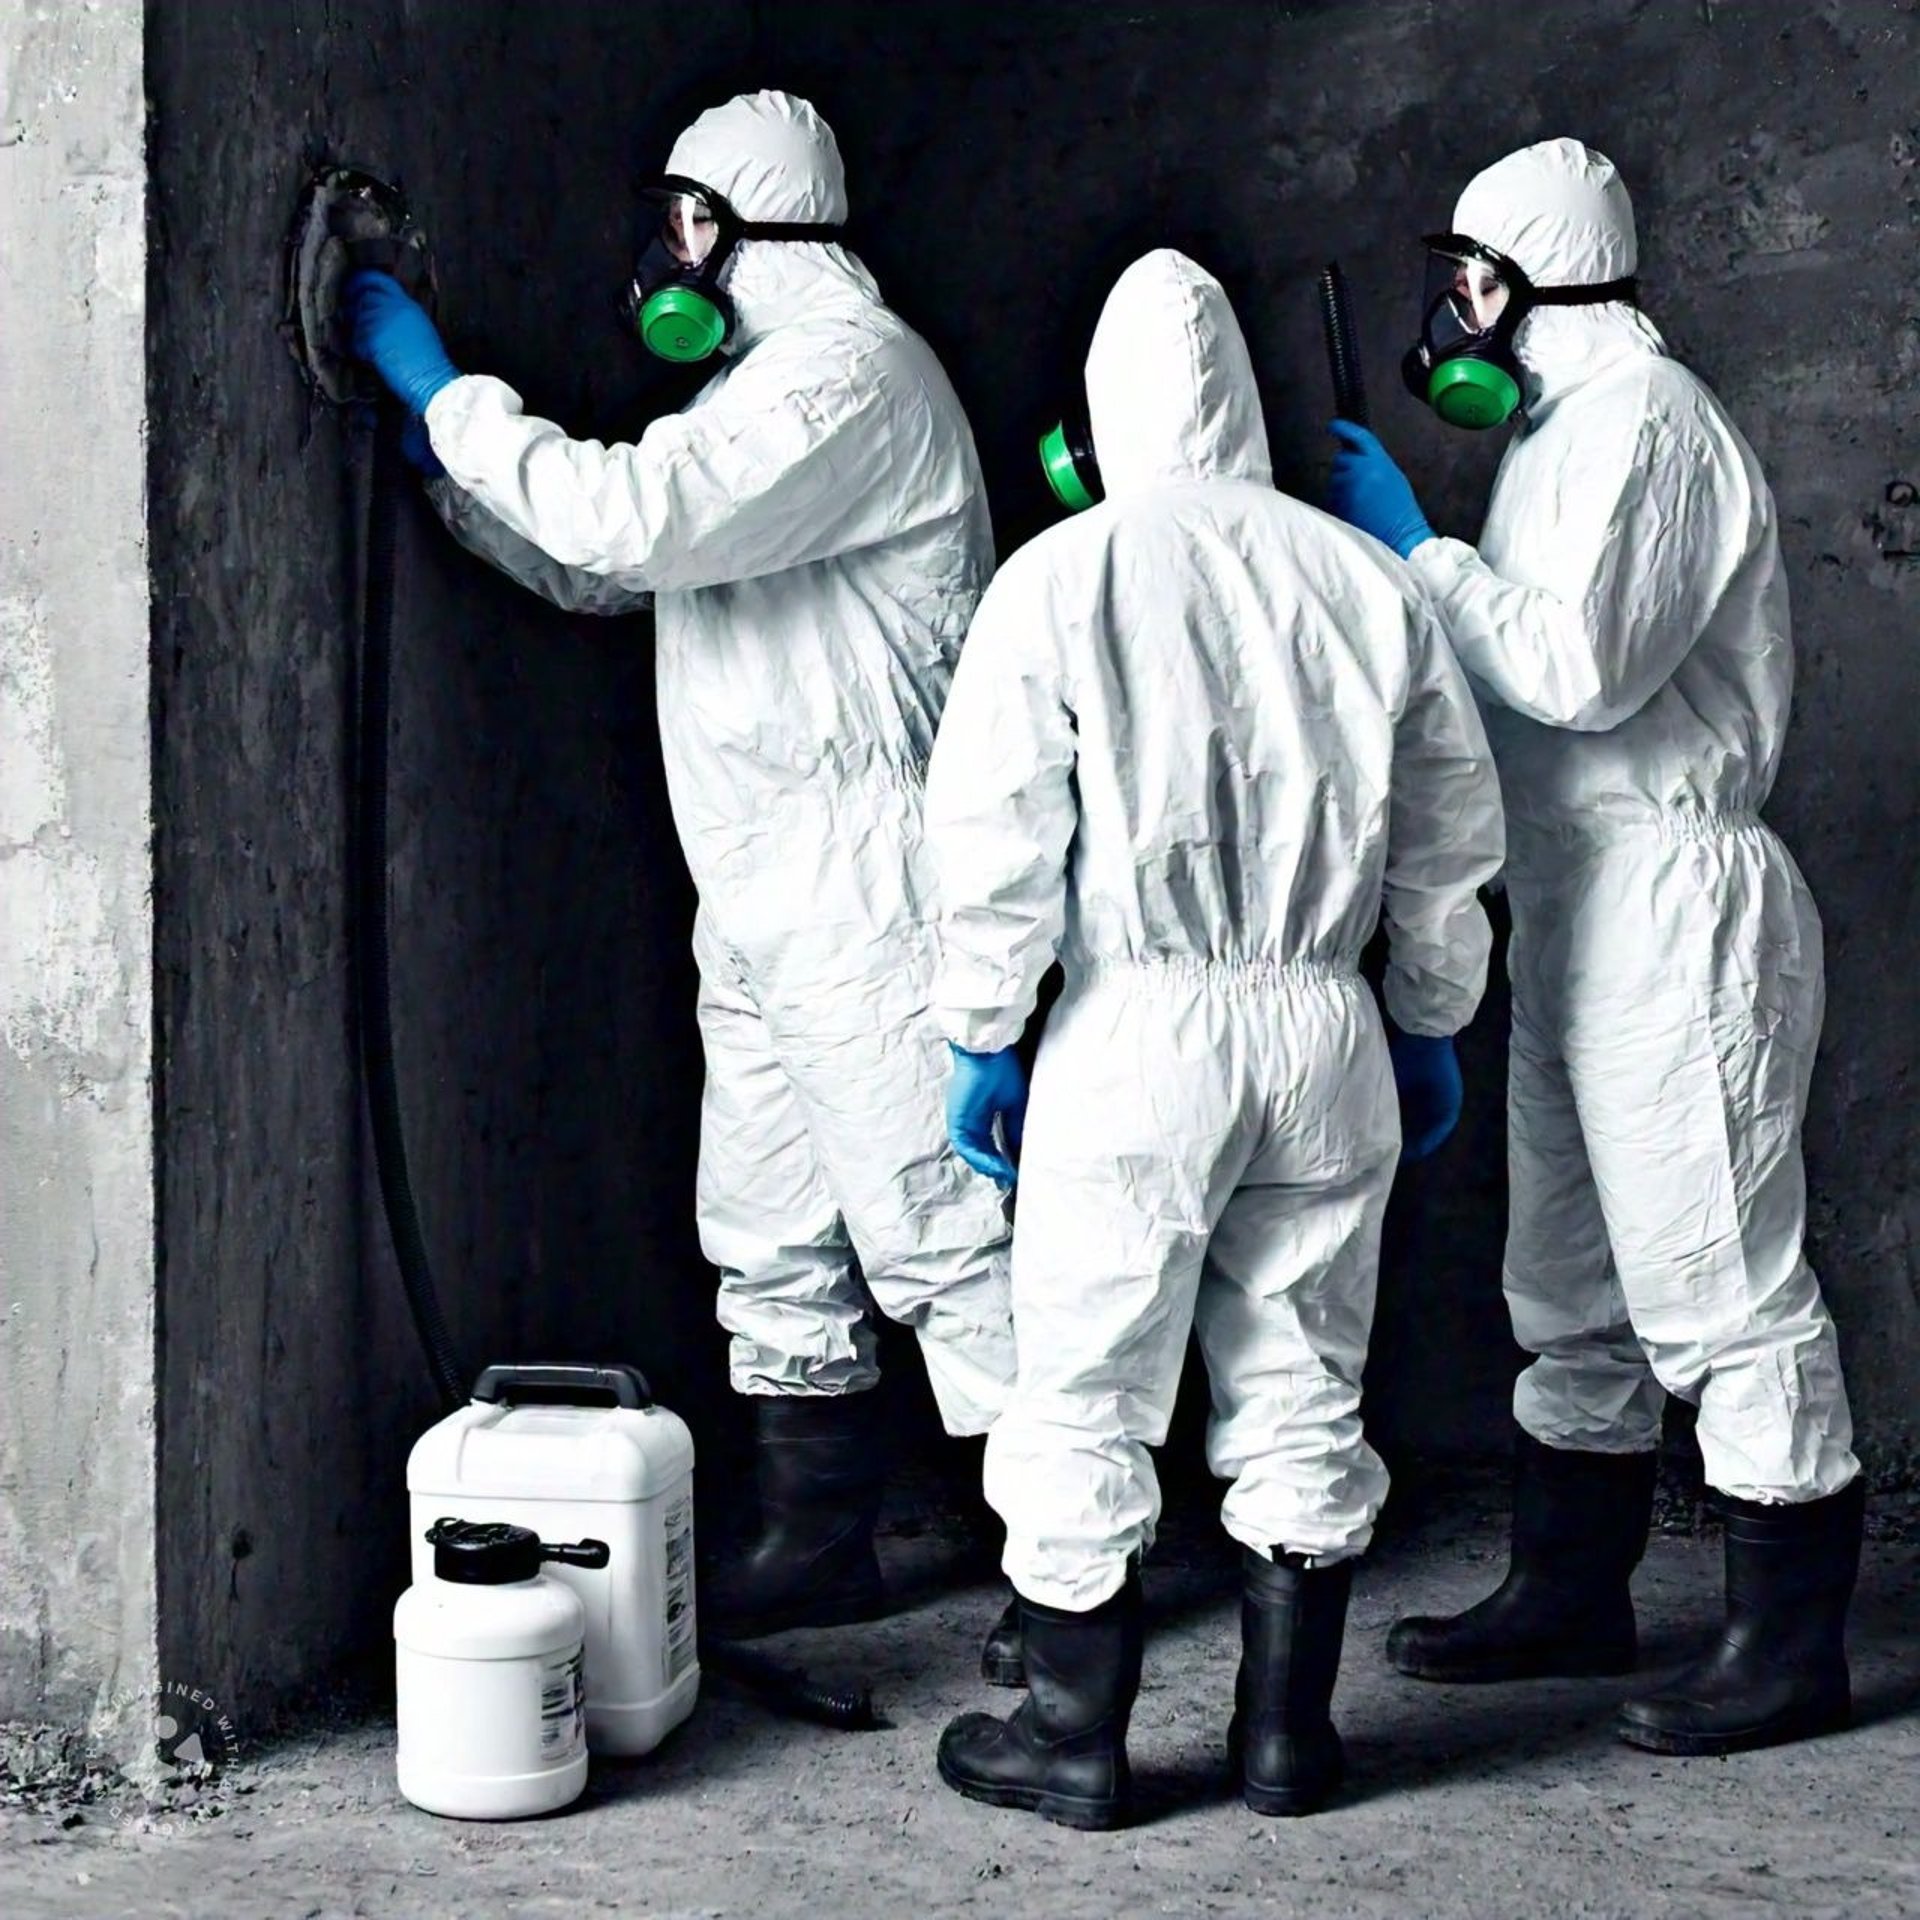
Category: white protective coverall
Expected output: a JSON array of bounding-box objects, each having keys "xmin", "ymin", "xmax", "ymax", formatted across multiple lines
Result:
[
  {"xmin": 926, "ymin": 250, "xmax": 1506, "ymax": 1610},
  {"xmin": 415, "ymin": 91, "xmax": 1015, "ymax": 1433},
  {"xmin": 1406, "ymin": 139, "xmax": 1858, "ymax": 1502}
]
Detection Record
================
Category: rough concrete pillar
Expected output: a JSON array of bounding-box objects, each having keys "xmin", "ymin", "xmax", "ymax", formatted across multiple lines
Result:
[{"xmin": 0, "ymin": 0, "xmax": 156, "ymax": 1759}]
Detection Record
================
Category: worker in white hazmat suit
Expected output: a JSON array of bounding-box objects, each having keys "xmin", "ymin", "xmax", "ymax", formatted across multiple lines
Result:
[
  {"xmin": 1328, "ymin": 137, "xmax": 1863, "ymax": 1758},
  {"xmin": 344, "ymin": 91, "xmax": 1020, "ymax": 1660},
  {"xmin": 927, "ymin": 250, "xmax": 1506, "ymax": 1831}
]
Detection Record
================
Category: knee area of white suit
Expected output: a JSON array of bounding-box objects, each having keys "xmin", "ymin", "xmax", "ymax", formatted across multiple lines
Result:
[
  {"xmin": 863, "ymin": 1259, "xmax": 1013, "ymax": 1325},
  {"xmin": 1002, "ymin": 1546, "xmax": 1146, "ymax": 1614},
  {"xmin": 714, "ymin": 1281, "xmax": 870, "ymax": 1330},
  {"xmin": 916, "ymin": 1344, "xmax": 1018, "ymax": 1438},
  {"xmin": 1630, "ymin": 1319, "xmax": 1843, "ymax": 1412},
  {"xmin": 846, "ymin": 1211, "xmax": 1011, "ymax": 1288},
  {"xmin": 700, "ymin": 1223, "xmax": 850, "ymax": 1279},
  {"xmin": 1513, "ymin": 1376, "xmax": 1664, "ymax": 1453},
  {"xmin": 1221, "ymin": 1465, "xmax": 1385, "ymax": 1557},
  {"xmin": 986, "ymin": 1450, "xmax": 1162, "ymax": 1550},
  {"xmin": 1499, "ymin": 1264, "xmax": 1625, "ymax": 1320},
  {"xmin": 931, "ymin": 1411, "xmax": 999, "ymax": 1440}
]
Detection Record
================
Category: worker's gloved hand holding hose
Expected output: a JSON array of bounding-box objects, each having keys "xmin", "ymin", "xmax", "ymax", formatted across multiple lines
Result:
[
  {"xmin": 1316, "ymin": 259, "xmax": 1435, "ymax": 561},
  {"xmin": 1327, "ymin": 422, "xmax": 1435, "ymax": 560}
]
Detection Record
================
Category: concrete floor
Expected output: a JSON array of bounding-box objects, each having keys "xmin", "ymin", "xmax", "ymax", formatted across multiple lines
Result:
[{"xmin": 8, "ymin": 1488, "xmax": 1918, "ymax": 1920}]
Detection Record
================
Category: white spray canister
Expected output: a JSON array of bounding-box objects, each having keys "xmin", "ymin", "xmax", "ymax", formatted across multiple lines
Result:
[
  {"xmin": 407, "ymin": 1363, "xmax": 699, "ymax": 1757},
  {"xmin": 394, "ymin": 1518, "xmax": 610, "ymax": 1820}
]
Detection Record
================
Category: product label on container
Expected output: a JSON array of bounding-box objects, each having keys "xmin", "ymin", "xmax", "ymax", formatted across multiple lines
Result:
[
  {"xmin": 539, "ymin": 1645, "xmax": 586, "ymax": 1762},
  {"xmin": 662, "ymin": 1494, "xmax": 696, "ymax": 1684}
]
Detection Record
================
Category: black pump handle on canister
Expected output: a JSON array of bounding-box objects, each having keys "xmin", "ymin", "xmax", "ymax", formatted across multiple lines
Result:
[{"xmin": 469, "ymin": 1362, "xmax": 655, "ymax": 1409}]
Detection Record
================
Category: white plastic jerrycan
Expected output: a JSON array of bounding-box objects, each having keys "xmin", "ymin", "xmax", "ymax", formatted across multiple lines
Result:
[
  {"xmin": 394, "ymin": 1517, "xmax": 609, "ymax": 1820},
  {"xmin": 407, "ymin": 1362, "xmax": 699, "ymax": 1756}
]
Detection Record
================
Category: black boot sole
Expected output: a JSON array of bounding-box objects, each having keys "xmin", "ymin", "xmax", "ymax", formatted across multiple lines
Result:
[
  {"xmin": 1388, "ymin": 1621, "xmax": 1638, "ymax": 1683},
  {"xmin": 1227, "ymin": 1726, "xmax": 1344, "ymax": 1818},
  {"xmin": 936, "ymin": 1749, "xmax": 1129, "ymax": 1831},
  {"xmin": 1389, "ymin": 1644, "xmax": 1639, "ymax": 1683},
  {"xmin": 1614, "ymin": 1696, "xmax": 1851, "ymax": 1757},
  {"xmin": 1241, "ymin": 1775, "xmax": 1341, "ymax": 1819}
]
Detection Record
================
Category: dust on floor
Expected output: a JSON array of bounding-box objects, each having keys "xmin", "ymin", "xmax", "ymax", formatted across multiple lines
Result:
[{"xmin": 7, "ymin": 1499, "xmax": 1917, "ymax": 1920}]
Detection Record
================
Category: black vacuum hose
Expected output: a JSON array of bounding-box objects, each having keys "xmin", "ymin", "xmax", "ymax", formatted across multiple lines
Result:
[
  {"xmin": 1318, "ymin": 261, "xmax": 1370, "ymax": 427},
  {"xmin": 351, "ymin": 397, "xmax": 873, "ymax": 1730},
  {"xmin": 699, "ymin": 1641, "xmax": 879, "ymax": 1731},
  {"xmin": 357, "ymin": 399, "xmax": 466, "ymax": 1412}
]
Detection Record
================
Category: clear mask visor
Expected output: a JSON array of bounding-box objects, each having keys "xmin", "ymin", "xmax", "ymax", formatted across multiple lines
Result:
[
  {"xmin": 1420, "ymin": 246, "xmax": 1513, "ymax": 355},
  {"xmin": 642, "ymin": 185, "xmax": 723, "ymax": 268}
]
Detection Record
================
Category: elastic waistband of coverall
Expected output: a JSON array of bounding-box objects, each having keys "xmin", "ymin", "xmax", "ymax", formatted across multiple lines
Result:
[
  {"xmin": 1510, "ymin": 803, "xmax": 1766, "ymax": 866},
  {"xmin": 1069, "ymin": 952, "xmax": 1362, "ymax": 997}
]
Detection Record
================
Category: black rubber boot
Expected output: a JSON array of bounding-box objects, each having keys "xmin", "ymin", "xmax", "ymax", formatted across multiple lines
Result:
[
  {"xmin": 937, "ymin": 1571, "xmax": 1143, "ymax": 1831},
  {"xmin": 705, "ymin": 1394, "xmax": 885, "ymax": 1638},
  {"xmin": 1388, "ymin": 1431, "xmax": 1657, "ymax": 1682},
  {"xmin": 1616, "ymin": 1477, "xmax": 1865, "ymax": 1756},
  {"xmin": 981, "ymin": 1593, "xmax": 1025, "ymax": 1688},
  {"xmin": 1228, "ymin": 1550, "xmax": 1353, "ymax": 1817}
]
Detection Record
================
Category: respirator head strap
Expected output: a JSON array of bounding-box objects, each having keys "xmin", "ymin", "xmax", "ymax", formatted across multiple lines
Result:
[
  {"xmin": 646, "ymin": 176, "xmax": 846, "ymax": 250},
  {"xmin": 1529, "ymin": 274, "xmax": 1639, "ymax": 308},
  {"xmin": 734, "ymin": 217, "xmax": 848, "ymax": 243},
  {"xmin": 1421, "ymin": 233, "xmax": 1638, "ymax": 310}
]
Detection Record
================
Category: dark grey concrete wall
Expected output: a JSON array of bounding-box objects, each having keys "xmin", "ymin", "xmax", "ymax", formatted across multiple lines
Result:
[
  {"xmin": 147, "ymin": 0, "xmax": 1918, "ymax": 1717},
  {"xmin": 147, "ymin": 0, "xmax": 754, "ymax": 1711}
]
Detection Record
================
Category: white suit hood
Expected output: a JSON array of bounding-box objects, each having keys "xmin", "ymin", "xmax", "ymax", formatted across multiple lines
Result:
[
  {"xmin": 664, "ymin": 89, "xmax": 879, "ymax": 349},
  {"xmin": 1453, "ymin": 138, "xmax": 1666, "ymax": 409},
  {"xmin": 928, "ymin": 248, "xmax": 1503, "ymax": 1053},
  {"xmin": 1084, "ymin": 250, "xmax": 1272, "ymax": 497}
]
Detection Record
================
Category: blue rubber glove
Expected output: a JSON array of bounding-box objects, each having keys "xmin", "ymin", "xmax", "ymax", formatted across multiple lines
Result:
[
  {"xmin": 399, "ymin": 414, "xmax": 445, "ymax": 479},
  {"xmin": 346, "ymin": 270, "xmax": 460, "ymax": 417},
  {"xmin": 1387, "ymin": 1027, "xmax": 1464, "ymax": 1162},
  {"xmin": 947, "ymin": 1044, "xmax": 1028, "ymax": 1190},
  {"xmin": 1327, "ymin": 421, "xmax": 1434, "ymax": 559}
]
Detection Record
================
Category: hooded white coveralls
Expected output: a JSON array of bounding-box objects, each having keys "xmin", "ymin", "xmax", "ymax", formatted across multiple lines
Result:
[
  {"xmin": 412, "ymin": 92, "xmax": 1015, "ymax": 1433},
  {"xmin": 1407, "ymin": 140, "xmax": 1858, "ymax": 1502},
  {"xmin": 926, "ymin": 252, "xmax": 1506, "ymax": 1609}
]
